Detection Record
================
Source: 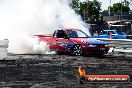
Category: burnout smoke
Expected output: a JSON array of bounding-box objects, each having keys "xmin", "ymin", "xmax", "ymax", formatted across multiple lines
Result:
[{"xmin": 0, "ymin": 0, "xmax": 90, "ymax": 54}]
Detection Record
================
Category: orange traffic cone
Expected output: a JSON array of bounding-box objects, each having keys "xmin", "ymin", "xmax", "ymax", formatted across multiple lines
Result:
[{"xmin": 110, "ymin": 32, "xmax": 112, "ymax": 39}]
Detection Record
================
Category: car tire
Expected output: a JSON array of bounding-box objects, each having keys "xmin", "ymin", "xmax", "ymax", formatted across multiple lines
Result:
[{"xmin": 72, "ymin": 45, "xmax": 83, "ymax": 56}]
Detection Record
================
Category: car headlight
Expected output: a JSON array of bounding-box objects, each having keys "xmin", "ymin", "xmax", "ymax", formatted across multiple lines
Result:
[{"xmin": 88, "ymin": 45, "xmax": 96, "ymax": 47}]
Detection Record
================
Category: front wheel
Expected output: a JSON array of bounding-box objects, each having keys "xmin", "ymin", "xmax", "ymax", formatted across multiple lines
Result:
[{"xmin": 72, "ymin": 45, "xmax": 83, "ymax": 56}]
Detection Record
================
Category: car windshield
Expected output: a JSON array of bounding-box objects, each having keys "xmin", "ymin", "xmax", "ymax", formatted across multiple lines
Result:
[{"xmin": 66, "ymin": 30, "xmax": 90, "ymax": 38}]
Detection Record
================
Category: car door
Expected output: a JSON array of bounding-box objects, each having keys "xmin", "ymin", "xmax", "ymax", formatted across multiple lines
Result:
[
  {"xmin": 47, "ymin": 31, "xmax": 58, "ymax": 51},
  {"xmin": 55, "ymin": 30, "xmax": 70, "ymax": 52}
]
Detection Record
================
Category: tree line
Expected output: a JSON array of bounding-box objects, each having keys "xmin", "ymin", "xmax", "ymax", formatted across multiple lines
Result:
[{"xmin": 70, "ymin": 0, "xmax": 131, "ymax": 21}]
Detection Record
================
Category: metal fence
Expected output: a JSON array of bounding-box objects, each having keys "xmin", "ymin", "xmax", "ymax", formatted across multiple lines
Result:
[{"xmin": 96, "ymin": 38, "xmax": 132, "ymax": 54}]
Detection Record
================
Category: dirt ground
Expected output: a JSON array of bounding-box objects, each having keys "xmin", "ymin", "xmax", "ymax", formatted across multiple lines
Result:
[{"xmin": 0, "ymin": 54, "xmax": 132, "ymax": 88}]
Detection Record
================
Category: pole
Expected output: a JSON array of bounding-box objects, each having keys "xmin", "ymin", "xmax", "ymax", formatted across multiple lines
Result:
[
  {"xmin": 121, "ymin": 0, "xmax": 122, "ymax": 31},
  {"xmin": 121, "ymin": 0, "xmax": 122, "ymax": 21},
  {"xmin": 109, "ymin": 0, "xmax": 111, "ymax": 30},
  {"xmin": 109, "ymin": 0, "xmax": 111, "ymax": 21}
]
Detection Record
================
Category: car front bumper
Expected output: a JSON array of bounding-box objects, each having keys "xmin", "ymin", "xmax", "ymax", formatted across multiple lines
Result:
[{"xmin": 82, "ymin": 46, "xmax": 109, "ymax": 54}]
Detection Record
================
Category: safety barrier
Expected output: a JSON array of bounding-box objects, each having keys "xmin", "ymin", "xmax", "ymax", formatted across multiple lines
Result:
[
  {"xmin": 0, "ymin": 39, "xmax": 9, "ymax": 59},
  {"xmin": 96, "ymin": 38, "xmax": 132, "ymax": 54}
]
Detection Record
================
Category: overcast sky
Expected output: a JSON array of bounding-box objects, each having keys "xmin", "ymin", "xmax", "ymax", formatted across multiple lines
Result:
[{"xmin": 80, "ymin": 0, "xmax": 132, "ymax": 11}]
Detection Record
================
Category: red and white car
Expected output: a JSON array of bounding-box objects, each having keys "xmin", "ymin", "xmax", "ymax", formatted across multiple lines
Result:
[{"xmin": 36, "ymin": 28, "xmax": 109, "ymax": 56}]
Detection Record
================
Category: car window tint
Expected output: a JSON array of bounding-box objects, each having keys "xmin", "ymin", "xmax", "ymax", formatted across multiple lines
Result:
[
  {"xmin": 57, "ymin": 30, "xmax": 67, "ymax": 38},
  {"xmin": 66, "ymin": 30, "xmax": 89, "ymax": 38}
]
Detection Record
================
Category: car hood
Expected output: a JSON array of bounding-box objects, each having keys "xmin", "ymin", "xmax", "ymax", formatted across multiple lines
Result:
[{"xmin": 70, "ymin": 38, "xmax": 107, "ymax": 45}]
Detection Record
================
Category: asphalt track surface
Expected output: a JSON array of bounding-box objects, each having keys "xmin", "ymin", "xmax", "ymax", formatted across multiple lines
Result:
[{"xmin": 0, "ymin": 54, "xmax": 132, "ymax": 88}]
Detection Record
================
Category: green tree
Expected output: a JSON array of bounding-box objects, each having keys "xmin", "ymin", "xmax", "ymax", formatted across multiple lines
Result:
[
  {"xmin": 130, "ymin": 0, "xmax": 132, "ymax": 8},
  {"xmin": 123, "ymin": 0, "xmax": 130, "ymax": 6},
  {"xmin": 69, "ymin": 0, "xmax": 80, "ymax": 13},
  {"xmin": 108, "ymin": 1, "xmax": 130, "ymax": 12},
  {"xmin": 70, "ymin": 0, "xmax": 101, "ymax": 21}
]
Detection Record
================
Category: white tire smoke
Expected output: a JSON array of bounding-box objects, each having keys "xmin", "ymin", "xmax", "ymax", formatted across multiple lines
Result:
[{"xmin": 0, "ymin": 0, "xmax": 90, "ymax": 54}]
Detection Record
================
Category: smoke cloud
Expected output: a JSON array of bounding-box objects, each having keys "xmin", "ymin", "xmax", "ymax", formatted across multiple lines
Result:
[{"xmin": 0, "ymin": 0, "xmax": 89, "ymax": 54}]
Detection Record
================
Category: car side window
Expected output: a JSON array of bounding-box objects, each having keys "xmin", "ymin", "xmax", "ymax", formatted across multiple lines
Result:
[
  {"xmin": 104, "ymin": 31, "xmax": 107, "ymax": 34},
  {"xmin": 56, "ymin": 30, "xmax": 68, "ymax": 38}
]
